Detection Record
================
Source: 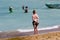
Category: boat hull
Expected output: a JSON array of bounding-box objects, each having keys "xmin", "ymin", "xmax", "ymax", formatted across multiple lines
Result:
[{"xmin": 45, "ymin": 4, "xmax": 60, "ymax": 9}]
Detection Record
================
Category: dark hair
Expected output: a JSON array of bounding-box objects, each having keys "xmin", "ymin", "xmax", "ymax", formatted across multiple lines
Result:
[
  {"xmin": 25, "ymin": 6, "xmax": 28, "ymax": 8},
  {"xmin": 33, "ymin": 10, "xmax": 36, "ymax": 14}
]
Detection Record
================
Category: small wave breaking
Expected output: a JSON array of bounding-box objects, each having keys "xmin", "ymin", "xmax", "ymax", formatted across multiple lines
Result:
[
  {"xmin": 17, "ymin": 25, "xmax": 60, "ymax": 32},
  {"xmin": 0, "ymin": 25, "xmax": 60, "ymax": 33}
]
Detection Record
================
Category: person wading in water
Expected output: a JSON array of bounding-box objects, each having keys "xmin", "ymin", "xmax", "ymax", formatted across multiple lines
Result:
[{"xmin": 32, "ymin": 10, "xmax": 39, "ymax": 34}]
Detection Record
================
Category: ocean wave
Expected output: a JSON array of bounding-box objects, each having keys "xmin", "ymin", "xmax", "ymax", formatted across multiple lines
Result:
[
  {"xmin": 17, "ymin": 25, "xmax": 60, "ymax": 32},
  {"xmin": 0, "ymin": 25, "xmax": 59, "ymax": 33}
]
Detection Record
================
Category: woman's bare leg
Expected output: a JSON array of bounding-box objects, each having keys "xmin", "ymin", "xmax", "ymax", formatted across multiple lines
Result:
[{"xmin": 34, "ymin": 25, "xmax": 38, "ymax": 34}]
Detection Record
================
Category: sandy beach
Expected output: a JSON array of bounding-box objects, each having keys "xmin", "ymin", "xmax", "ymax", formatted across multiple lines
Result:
[
  {"xmin": 0, "ymin": 26, "xmax": 60, "ymax": 40},
  {"xmin": 7, "ymin": 32, "xmax": 60, "ymax": 40}
]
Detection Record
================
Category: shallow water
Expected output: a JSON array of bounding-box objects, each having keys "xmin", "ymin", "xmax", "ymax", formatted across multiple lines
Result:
[{"xmin": 0, "ymin": 0, "xmax": 60, "ymax": 31}]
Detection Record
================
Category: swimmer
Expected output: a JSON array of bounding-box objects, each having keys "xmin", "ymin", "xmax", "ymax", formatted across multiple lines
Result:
[
  {"xmin": 24, "ymin": 6, "xmax": 28, "ymax": 13},
  {"xmin": 22, "ymin": 5, "xmax": 24, "ymax": 10},
  {"xmin": 9, "ymin": 6, "xmax": 13, "ymax": 13}
]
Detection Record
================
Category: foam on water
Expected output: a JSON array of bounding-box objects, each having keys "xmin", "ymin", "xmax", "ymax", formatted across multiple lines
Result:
[
  {"xmin": 17, "ymin": 25, "xmax": 59, "ymax": 32},
  {"xmin": 0, "ymin": 31, "xmax": 2, "ymax": 32},
  {"xmin": 0, "ymin": 25, "xmax": 59, "ymax": 33}
]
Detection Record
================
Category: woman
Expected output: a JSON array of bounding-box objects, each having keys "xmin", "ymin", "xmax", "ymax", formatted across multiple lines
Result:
[{"xmin": 32, "ymin": 10, "xmax": 39, "ymax": 34}]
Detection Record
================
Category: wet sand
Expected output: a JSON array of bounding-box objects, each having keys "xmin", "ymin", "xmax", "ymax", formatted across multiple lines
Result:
[{"xmin": 0, "ymin": 26, "xmax": 60, "ymax": 40}]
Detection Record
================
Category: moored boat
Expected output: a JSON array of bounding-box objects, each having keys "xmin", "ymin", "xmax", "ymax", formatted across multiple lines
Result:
[{"xmin": 45, "ymin": 4, "xmax": 60, "ymax": 9}]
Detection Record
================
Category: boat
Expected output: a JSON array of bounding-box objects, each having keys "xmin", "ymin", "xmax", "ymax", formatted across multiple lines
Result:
[{"xmin": 45, "ymin": 4, "xmax": 60, "ymax": 9}]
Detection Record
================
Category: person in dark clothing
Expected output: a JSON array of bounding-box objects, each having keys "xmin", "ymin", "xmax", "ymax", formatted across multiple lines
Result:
[
  {"xmin": 9, "ymin": 6, "xmax": 13, "ymax": 13},
  {"xmin": 22, "ymin": 6, "xmax": 24, "ymax": 10},
  {"xmin": 24, "ymin": 6, "xmax": 28, "ymax": 13}
]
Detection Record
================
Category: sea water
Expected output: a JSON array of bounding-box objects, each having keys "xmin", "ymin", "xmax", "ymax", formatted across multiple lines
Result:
[{"xmin": 0, "ymin": 0, "xmax": 60, "ymax": 32}]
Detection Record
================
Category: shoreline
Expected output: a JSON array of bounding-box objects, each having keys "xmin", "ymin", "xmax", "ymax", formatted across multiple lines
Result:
[
  {"xmin": 0, "ymin": 26, "xmax": 60, "ymax": 38},
  {"xmin": 0, "ymin": 31, "xmax": 60, "ymax": 40},
  {"xmin": 7, "ymin": 32, "xmax": 60, "ymax": 40}
]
